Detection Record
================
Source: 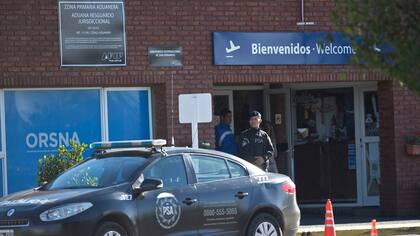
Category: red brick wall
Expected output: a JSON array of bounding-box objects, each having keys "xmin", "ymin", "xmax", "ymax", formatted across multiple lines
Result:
[
  {"xmin": 3, "ymin": 0, "xmax": 419, "ymax": 216},
  {"xmin": 378, "ymin": 81, "xmax": 398, "ymax": 215},
  {"xmin": 0, "ymin": 0, "xmax": 384, "ymax": 146},
  {"xmin": 379, "ymin": 81, "xmax": 420, "ymax": 216},
  {"xmin": 392, "ymin": 83, "xmax": 420, "ymax": 216},
  {"xmin": 151, "ymin": 83, "xmax": 167, "ymax": 140}
]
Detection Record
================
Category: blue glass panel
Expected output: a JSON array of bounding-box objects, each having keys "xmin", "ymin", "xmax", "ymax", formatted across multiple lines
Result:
[
  {"xmin": 107, "ymin": 90, "xmax": 151, "ymax": 141},
  {"xmin": 5, "ymin": 90, "xmax": 101, "ymax": 193}
]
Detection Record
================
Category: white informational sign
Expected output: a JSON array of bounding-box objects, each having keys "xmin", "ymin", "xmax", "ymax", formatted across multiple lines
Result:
[{"xmin": 178, "ymin": 93, "xmax": 212, "ymax": 148}]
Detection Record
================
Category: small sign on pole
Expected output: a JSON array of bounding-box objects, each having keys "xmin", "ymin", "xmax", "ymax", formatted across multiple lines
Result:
[
  {"xmin": 178, "ymin": 93, "xmax": 212, "ymax": 148},
  {"xmin": 149, "ymin": 47, "xmax": 182, "ymax": 67}
]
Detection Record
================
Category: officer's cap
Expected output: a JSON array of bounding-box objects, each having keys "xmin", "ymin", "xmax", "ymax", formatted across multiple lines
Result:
[{"xmin": 249, "ymin": 110, "xmax": 262, "ymax": 119}]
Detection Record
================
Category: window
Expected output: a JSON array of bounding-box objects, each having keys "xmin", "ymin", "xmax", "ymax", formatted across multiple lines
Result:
[
  {"xmin": 107, "ymin": 89, "xmax": 151, "ymax": 141},
  {"xmin": 191, "ymin": 155, "xmax": 230, "ymax": 183},
  {"xmin": 5, "ymin": 89, "xmax": 102, "ymax": 193},
  {"xmin": 227, "ymin": 161, "xmax": 247, "ymax": 178},
  {"xmin": 144, "ymin": 156, "xmax": 188, "ymax": 188},
  {"xmin": 3, "ymin": 88, "xmax": 152, "ymax": 195},
  {"xmin": 48, "ymin": 156, "xmax": 147, "ymax": 190}
]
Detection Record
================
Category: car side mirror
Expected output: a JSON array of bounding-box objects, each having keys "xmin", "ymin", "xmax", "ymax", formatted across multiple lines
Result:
[{"xmin": 134, "ymin": 178, "xmax": 163, "ymax": 195}]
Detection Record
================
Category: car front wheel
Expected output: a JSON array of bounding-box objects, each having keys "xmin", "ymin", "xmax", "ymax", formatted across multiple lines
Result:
[
  {"xmin": 94, "ymin": 221, "xmax": 128, "ymax": 236},
  {"xmin": 247, "ymin": 213, "xmax": 283, "ymax": 236}
]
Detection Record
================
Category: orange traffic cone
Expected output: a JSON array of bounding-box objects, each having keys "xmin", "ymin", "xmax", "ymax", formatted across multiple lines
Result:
[
  {"xmin": 324, "ymin": 199, "xmax": 336, "ymax": 236},
  {"xmin": 371, "ymin": 219, "xmax": 378, "ymax": 236}
]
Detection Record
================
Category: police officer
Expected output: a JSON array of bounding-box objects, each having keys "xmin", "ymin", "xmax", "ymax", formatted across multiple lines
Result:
[
  {"xmin": 215, "ymin": 108, "xmax": 237, "ymax": 155},
  {"xmin": 237, "ymin": 111, "xmax": 274, "ymax": 171}
]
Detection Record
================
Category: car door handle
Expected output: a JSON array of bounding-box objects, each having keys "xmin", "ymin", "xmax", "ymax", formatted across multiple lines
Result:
[
  {"xmin": 182, "ymin": 198, "xmax": 198, "ymax": 205},
  {"xmin": 235, "ymin": 192, "xmax": 249, "ymax": 199}
]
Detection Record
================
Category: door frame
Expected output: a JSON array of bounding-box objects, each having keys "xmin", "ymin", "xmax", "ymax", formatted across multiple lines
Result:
[
  {"xmin": 263, "ymin": 88, "xmax": 294, "ymax": 180},
  {"xmin": 213, "ymin": 85, "xmax": 266, "ymax": 134},
  {"xmin": 213, "ymin": 90, "xmax": 235, "ymax": 133},
  {"xmin": 285, "ymin": 82, "xmax": 377, "ymax": 207},
  {"xmin": 355, "ymin": 85, "xmax": 380, "ymax": 206},
  {"xmin": 214, "ymin": 82, "xmax": 379, "ymax": 207}
]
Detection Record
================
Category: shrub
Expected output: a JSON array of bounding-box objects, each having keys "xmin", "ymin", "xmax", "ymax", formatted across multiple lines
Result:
[{"xmin": 37, "ymin": 140, "xmax": 87, "ymax": 185}]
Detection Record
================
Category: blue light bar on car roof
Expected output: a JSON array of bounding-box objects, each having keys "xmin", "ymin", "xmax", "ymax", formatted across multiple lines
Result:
[{"xmin": 90, "ymin": 139, "xmax": 167, "ymax": 150}]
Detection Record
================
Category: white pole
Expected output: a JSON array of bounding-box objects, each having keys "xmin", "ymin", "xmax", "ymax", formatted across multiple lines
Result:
[
  {"xmin": 171, "ymin": 73, "xmax": 175, "ymax": 146},
  {"xmin": 192, "ymin": 96, "xmax": 199, "ymax": 148},
  {"xmin": 192, "ymin": 122, "xmax": 198, "ymax": 149}
]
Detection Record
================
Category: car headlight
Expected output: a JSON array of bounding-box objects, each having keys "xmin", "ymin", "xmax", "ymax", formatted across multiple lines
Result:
[{"xmin": 40, "ymin": 202, "xmax": 93, "ymax": 222}]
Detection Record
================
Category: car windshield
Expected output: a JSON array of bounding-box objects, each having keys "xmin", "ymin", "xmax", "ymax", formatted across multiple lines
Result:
[{"xmin": 47, "ymin": 156, "xmax": 148, "ymax": 190}]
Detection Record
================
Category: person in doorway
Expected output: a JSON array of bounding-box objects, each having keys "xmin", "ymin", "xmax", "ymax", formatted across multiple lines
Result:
[
  {"xmin": 237, "ymin": 111, "xmax": 274, "ymax": 171},
  {"xmin": 262, "ymin": 120, "xmax": 279, "ymax": 173},
  {"xmin": 215, "ymin": 108, "xmax": 237, "ymax": 155}
]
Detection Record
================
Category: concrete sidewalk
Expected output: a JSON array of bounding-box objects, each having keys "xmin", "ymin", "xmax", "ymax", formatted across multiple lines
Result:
[
  {"xmin": 298, "ymin": 207, "xmax": 420, "ymax": 235},
  {"xmin": 299, "ymin": 219, "xmax": 420, "ymax": 233}
]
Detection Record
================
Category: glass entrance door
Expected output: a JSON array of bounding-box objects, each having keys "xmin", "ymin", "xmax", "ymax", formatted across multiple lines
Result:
[
  {"xmin": 233, "ymin": 90, "xmax": 264, "ymax": 133},
  {"xmin": 264, "ymin": 89, "xmax": 293, "ymax": 177},
  {"xmin": 359, "ymin": 88, "xmax": 380, "ymax": 205},
  {"xmin": 292, "ymin": 88, "xmax": 357, "ymax": 204},
  {"xmin": 213, "ymin": 90, "xmax": 234, "ymax": 132}
]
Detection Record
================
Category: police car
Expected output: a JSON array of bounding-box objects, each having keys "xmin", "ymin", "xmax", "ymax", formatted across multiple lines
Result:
[{"xmin": 0, "ymin": 139, "xmax": 300, "ymax": 236}]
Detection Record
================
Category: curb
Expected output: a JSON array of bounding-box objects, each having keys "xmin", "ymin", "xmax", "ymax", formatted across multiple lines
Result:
[{"xmin": 298, "ymin": 220, "xmax": 420, "ymax": 233}]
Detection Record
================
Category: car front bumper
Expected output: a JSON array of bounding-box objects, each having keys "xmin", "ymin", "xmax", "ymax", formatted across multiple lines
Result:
[
  {"xmin": 0, "ymin": 211, "xmax": 98, "ymax": 236},
  {"xmin": 1, "ymin": 222, "xmax": 95, "ymax": 236}
]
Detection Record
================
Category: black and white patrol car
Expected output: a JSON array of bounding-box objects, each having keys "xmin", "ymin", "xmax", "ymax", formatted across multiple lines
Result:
[{"xmin": 0, "ymin": 140, "xmax": 300, "ymax": 236}]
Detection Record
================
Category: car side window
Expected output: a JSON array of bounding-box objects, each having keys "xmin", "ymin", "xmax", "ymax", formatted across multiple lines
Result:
[
  {"xmin": 190, "ymin": 155, "xmax": 230, "ymax": 183},
  {"xmin": 143, "ymin": 155, "xmax": 188, "ymax": 188},
  {"xmin": 227, "ymin": 161, "xmax": 248, "ymax": 178}
]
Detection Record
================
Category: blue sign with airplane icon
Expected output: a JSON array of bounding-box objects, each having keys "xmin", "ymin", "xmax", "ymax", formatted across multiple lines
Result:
[{"xmin": 213, "ymin": 32, "xmax": 357, "ymax": 65}]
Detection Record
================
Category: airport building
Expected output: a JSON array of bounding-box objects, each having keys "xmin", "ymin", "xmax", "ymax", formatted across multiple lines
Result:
[{"xmin": 1, "ymin": 0, "xmax": 419, "ymax": 216}]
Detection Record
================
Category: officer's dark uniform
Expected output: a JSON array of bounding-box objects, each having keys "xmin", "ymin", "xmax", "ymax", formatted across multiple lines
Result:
[{"xmin": 237, "ymin": 127, "xmax": 274, "ymax": 171}]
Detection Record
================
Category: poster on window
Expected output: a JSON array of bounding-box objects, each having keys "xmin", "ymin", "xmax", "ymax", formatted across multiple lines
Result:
[
  {"xmin": 59, "ymin": 0, "xmax": 126, "ymax": 66},
  {"xmin": 5, "ymin": 90, "xmax": 102, "ymax": 193}
]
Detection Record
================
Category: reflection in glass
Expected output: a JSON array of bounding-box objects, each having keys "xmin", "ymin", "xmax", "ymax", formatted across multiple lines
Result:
[
  {"xmin": 49, "ymin": 156, "xmax": 147, "ymax": 190},
  {"xmin": 364, "ymin": 92, "xmax": 380, "ymax": 137},
  {"xmin": 293, "ymin": 88, "xmax": 357, "ymax": 203},
  {"xmin": 365, "ymin": 142, "xmax": 380, "ymax": 196}
]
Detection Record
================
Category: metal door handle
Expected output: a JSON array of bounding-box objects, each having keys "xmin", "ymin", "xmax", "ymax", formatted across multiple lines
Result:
[
  {"xmin": 235, "ymin": 192, "xmax": 249, "ymax": 199},
  {"xmin": 182, "ymin": 198, "xmax": 198, "ymax": 205}
]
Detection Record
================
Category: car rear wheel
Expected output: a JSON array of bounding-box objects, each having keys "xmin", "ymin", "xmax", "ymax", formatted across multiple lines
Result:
[
  {"xmin": 95, "ymin": 222, "xmax": 128, "ymax": 236},
  {"xmin": 247, "ymin": 213, "xmax": 283, "ymax": 236}
]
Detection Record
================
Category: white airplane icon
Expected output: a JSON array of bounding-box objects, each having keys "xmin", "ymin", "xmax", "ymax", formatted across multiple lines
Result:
[{"xmin": 226, "ymin": 40, "xmax": 240, "ymax": 53}]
